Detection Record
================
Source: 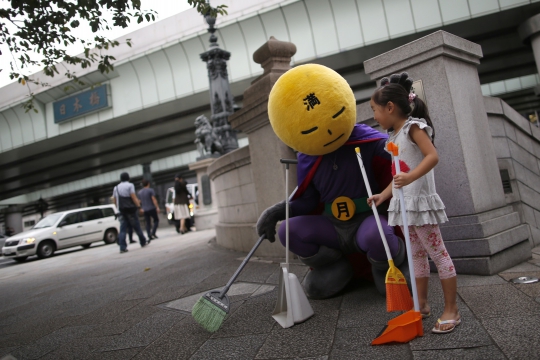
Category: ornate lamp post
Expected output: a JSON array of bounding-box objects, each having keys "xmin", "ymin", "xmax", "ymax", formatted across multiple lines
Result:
[{"xmin": 199, "ymin": 11, "xmax": 238, "ymax": 155}]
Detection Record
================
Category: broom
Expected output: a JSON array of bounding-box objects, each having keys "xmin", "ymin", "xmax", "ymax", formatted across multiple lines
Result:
[
  {"xmin": 355, "ymin": 147, "xmax": 413, "ymax": 312},
  {"xmin": 192, "ymin": 234, "xmax": 266, "ymax": 332}
]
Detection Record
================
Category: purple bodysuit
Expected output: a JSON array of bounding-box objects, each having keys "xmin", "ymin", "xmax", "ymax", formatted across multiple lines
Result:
[{"xmin": 277, "ymin": 124, "xmax": 401, "ymax": 261}]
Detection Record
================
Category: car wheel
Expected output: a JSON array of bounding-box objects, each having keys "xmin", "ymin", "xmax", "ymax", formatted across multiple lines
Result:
[
  {"xmin": 14, "ymin": 256, "xmax": 28, "ymax": 263},
  {"xmin": 37, "ymin": 241, "xmax": 55, "ymax": 259},
  {"xmin": 82, "ymin": 243, "xmax": 92, "ymax": 249},
  {"xmin": 103, "ymin": 229, "xmax": 118, "ymax": 245}
]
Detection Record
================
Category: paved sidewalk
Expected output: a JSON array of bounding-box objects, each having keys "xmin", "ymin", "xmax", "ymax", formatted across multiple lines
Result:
[{"xmin": 0, "ymin": 228, "xmax": 539, "ymax": 359}]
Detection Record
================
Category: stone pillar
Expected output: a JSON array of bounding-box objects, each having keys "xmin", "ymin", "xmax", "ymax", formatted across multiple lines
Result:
[
  {"xmin": 6, "ymin": 205, "xmax": 23, "ymax": 235},
  {"xmin": 207, "ymin": 36, "xmax": 298, "ymax": 256},
  {"xmin": 519, "ymin": 14, "xmax": 540, "ymax": 96},
  {"xmin": 188, "ymin": 158, "xmax": 218, "ymax": 230},
  {"xmin": 229, "ymin": 37, "xmax": 298, "ymax": 216},
  {"xmin": 519, "ymin": 14, "xmax": 540, "ymax": 73},
  {"xmin": 364, "ymin": 31, "xmax": 531, "ymax": 274},
  {"xmin": 142, "ymin": 162, "xmax": 154, "ymax": 187}
]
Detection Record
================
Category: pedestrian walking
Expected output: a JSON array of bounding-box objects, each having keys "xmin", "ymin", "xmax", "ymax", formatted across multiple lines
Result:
[
  {"xmin": 138, "ymin": 179, "xmax": 160, "ymax": 239},
  {"xmin": 368, "ymin": 72, "xmax": 459, "ymax": 334},
  {"xmin": 174, "ymin": 174, "xmax": 190, "ymax": 234},
  {"xmin": 128, "ymin": 226, "xmax": 136, "ymax": 244},
  {"xmin": 112, "ymin": 172, "xmax": 148, "ymax": 253}
]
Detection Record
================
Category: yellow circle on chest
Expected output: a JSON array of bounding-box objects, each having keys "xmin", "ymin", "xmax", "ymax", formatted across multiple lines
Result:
[{"xmin": 331, "ymin": 196, "xmax": 356, "ymax": 221}]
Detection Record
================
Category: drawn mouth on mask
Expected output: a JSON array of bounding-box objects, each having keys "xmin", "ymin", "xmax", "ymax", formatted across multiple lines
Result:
[{"xmin": 323, "ymin": 133, "xmax": 344, "ymax": 147}]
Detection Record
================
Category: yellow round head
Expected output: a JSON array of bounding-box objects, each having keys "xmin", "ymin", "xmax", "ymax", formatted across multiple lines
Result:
[{"xmin": 268, "ymin": 64, "xmax": 356, "ymax": 155}]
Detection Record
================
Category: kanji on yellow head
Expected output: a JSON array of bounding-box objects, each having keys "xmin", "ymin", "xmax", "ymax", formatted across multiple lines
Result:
[{"xmin": 268, "ymin": 64, "xmax": 356, "ymax": 155}]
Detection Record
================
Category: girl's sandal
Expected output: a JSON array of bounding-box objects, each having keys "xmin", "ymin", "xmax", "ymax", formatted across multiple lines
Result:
[
  {"xmin": 432, "ymin": 318, "xmax": 461, "ymax": 334},
  {"xmin": 410, "ymin": 308, "xmax": 431, "ymax": 319}
]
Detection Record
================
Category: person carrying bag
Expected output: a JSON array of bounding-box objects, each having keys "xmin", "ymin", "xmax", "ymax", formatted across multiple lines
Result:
[{"xmin": 112, "ymin": 172, "xmax": 148, "ymax": 253}]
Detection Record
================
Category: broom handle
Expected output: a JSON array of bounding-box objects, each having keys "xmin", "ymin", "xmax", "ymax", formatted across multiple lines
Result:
[
  {"xmin": 355, "ymin": 148, "xmax": 393, "ymax": 261},
  {"xmin": 219, "ymin": 234, "xmax": 266, "ymax": 298},
  {"xmin": 394, "ymin": 153, "xmax": 420, "ymax": 312}
]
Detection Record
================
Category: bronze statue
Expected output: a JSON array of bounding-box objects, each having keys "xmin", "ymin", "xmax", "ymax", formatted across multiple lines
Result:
[{"xmin": 194, "ymin": 115, "xmax": 223, "ymax": 159}]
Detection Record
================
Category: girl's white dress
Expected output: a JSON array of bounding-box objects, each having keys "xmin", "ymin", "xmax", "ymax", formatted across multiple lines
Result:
[{"xmin": 386, "ymin": 117, "xmax": 448, "ymax": 226}]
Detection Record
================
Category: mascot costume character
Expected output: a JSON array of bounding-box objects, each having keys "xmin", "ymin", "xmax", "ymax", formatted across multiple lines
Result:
[{"xmin": 256, "ymin": 64, "xmax": 410, "ymax": 299}]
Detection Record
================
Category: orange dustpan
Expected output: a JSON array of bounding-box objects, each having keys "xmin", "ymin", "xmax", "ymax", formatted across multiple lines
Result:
[{"xmin": 372, "ymin": 142, "xmax": 423, "ymax": 345}]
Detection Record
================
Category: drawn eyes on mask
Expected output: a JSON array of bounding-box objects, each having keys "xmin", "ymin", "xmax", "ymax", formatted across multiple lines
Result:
[
  {"xmin": 301, "ymin": 126, "xmax": 318, "ymax": 134},
  {"xmin": 332, "ymin": 106, "xmax": 345, "ymax": 119},
  {"xmin": 300, "ymin": 106, "xmax": 346, "ymax": 135}
]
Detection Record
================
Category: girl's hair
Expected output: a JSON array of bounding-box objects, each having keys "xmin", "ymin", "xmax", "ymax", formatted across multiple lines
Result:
[{"xmin": 371, "ymin": 72, "xmax": 435, "ymax": 143}]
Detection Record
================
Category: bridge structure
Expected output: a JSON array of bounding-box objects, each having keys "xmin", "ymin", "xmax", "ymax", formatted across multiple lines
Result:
[{"xmin": 1, "ymin": 0, "xmax": 540, "ymax": 232}]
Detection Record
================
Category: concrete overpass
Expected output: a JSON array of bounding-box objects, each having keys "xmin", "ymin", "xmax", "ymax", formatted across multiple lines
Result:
[{"xmin": 1, "ymin": 0, "xmax": 540, "ymax": 220}]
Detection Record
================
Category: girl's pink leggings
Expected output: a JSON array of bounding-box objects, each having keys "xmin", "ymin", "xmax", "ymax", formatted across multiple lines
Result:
[{"xmin": 401, "ymin": 224, "xmax": 456, "ymax": 279}]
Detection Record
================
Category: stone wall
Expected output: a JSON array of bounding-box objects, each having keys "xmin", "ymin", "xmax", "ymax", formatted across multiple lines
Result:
[
  {"xmin": 485, "ymin": 96, "xmax": 540, "ymax": 248},
  {"xmin": 208, "ymin": 145, "xmax": 287, "ymax": 257}
]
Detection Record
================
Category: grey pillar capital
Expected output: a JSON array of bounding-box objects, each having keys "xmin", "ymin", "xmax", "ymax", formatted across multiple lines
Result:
[
  {"xmin": 519, "ymin": 14, "xmax": 540, "ymax": 89},
  {"xmin": 364, "ymin": 30, "xmax": 482, "ymax": 80},
  {"xmin": 364, "ymin": 30, "xmax": 499, "ymax": 217},
  {"xmin": 141, "ymin": 162, "xmax": 155, "ymax": 188},
  {"xmin": 518, "ymin": 14, "xmax": 540, "ymax": 43},
  {"xmin": 229, "ymin": 36, "xmax": 297, "ymax": 134}
]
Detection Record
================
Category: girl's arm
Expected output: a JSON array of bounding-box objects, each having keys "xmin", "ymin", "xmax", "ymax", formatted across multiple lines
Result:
[
  {"xmin": 393, "ymin": 124, "xmax": 438, "ymax": 188},
  {"xmin": 367, "ymin": 181, "xmax": 393, "ymax": 207}
]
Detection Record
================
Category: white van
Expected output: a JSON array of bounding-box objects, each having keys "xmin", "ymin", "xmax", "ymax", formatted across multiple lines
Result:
[{"xmin": 1, "ymin": 205, "xmax": 119, "ymax": 262}]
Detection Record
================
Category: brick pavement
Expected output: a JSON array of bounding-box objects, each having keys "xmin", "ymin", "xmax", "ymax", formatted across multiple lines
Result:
[{"xmin": 0, "ymin": 227, "xmax": 539, "ymax": 359}]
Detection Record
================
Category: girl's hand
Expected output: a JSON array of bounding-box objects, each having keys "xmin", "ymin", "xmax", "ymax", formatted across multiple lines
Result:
[
  {"xmin": 393, "ymin": 172, "xmax": 413, "ymax": 188},
  {"xmin": 367, "ymin": 194, "xmax": 385, "ymax": 207}
]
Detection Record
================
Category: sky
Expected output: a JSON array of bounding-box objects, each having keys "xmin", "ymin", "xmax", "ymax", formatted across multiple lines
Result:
[{"xmin": 0, "ymin": 0, "xmax": 194, "ymax": 89}]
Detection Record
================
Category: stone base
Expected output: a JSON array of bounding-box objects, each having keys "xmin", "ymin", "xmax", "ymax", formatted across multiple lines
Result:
[
  {"xmin": 196, "ymin": 153, "xmax": 221, "ymax": 162},
  {"xmin": 194, "ymin": 209, "xmax": 218, "ymax": 231},
  {"xmin": 431, "ymin": 239, "xmax": 531, "ymax": 275},
  {"xmin": 440, "ymin": 206, "xmax": 520, "ymax": 242},
  {"xmin": 215, "ymin": 222, "xmax": 292, "ymax": 258},
  {"xmin": 432, "ymin": 205, "xmax": 532, "ymax": 275}
]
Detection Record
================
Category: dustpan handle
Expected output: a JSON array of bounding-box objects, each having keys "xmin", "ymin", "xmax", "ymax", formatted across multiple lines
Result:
[
  {"xmin": 219, "ymin": 234, "xmax": 266, "ymax": 298},
  {"xmin": 394, "ymin": 153, "xmax": 420, "ymax": 312}
]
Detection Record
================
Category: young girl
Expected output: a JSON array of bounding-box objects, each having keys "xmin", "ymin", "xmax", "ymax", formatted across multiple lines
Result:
[{"xmin": 367, "ymin": 72, "xmax": 460, "ymax": 334}]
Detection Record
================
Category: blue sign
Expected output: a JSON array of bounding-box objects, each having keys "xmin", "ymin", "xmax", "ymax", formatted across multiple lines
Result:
[{"xmin": 53, "ymin": 85, "xmax": 110, "ymax": 123}]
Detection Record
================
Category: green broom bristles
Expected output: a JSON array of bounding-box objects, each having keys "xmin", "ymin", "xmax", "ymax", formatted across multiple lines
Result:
[{"xmin": 192, "ymin": 296, "xmax": 227, "ymax": 332}]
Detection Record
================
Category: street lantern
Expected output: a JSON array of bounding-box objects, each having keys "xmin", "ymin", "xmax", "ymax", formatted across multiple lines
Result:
[{"xmin": 199, "ymin": 10, "xmax": 239, "ymax": 154}]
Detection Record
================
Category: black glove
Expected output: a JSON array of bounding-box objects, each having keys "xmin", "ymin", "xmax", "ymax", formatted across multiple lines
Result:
[{"xmin": 256, "ymin": 200, "xmax": 287, "ymax": 242}]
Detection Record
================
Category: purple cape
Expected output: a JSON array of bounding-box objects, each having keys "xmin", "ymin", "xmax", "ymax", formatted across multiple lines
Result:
[{"xmin": 294, "ymin": 124, "xmax": 387, "ymax": 198}]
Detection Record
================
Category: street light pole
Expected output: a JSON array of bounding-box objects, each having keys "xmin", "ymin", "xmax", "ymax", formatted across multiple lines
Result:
[{"xmin": 199, "ymin": 10, "xmax": 239, "ymax": 154}]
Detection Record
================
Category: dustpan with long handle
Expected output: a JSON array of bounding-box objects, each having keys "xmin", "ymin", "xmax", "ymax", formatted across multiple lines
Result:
[
  {"xmin": 387, "ymin": 142, "xmax": 419, "ymax": 312},
  {"xmin": 355, "ymin": 147, "xmax": 412, "ymax": 312},
  {"xmin": 371, "ymin": 142, "xmax": 423, "ymax": 345},
  {"xmin": 272, "ymin": 159, "xmax": 314, "ymax": 328}
]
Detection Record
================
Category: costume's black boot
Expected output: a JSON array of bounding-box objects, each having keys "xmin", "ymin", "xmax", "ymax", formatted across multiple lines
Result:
[
  {"xmin": 367, "ymin": 239, "xmax": 410, "ymax": 296},
  {"xmin": 300, "ymin": 246, "xmax": 353, "ymax": 300}
]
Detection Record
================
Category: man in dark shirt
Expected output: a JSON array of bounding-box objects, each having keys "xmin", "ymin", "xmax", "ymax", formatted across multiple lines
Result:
[
  {"xmin": 112, "ymin": 172, "xmax": 148, "ymax": 253},
  {"xmin": 138, "ymin": 179, "xmax": 160, "ymax": 239}
]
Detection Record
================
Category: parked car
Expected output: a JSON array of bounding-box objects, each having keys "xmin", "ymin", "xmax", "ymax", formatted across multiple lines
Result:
[{"xmin": 1, "ymin": 205, "xmax": 119, "ymax": 263}]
